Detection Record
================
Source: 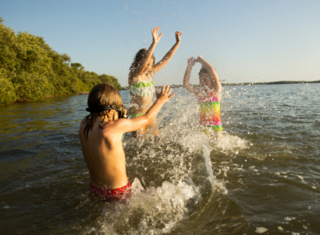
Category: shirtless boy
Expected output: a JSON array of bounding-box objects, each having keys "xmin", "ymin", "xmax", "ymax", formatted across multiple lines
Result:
[{"xmin": 79, "ymin": 83, "xmax": 175, "ymax": 202}]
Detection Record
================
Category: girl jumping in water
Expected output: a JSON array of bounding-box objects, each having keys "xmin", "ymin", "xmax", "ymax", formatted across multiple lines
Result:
[
  {"xmin": 128, "ymin": 26, "xmax": 182, "ymax": 137},
  {"xmin": 183, "ymin": 56, "xmax": 223, "ymax": 135}
]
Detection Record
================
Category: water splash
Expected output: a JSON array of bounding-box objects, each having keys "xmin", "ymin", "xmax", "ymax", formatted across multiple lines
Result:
[{"xmin": 78, "ymin": 89, "xmax": 250, "ymax": 234}]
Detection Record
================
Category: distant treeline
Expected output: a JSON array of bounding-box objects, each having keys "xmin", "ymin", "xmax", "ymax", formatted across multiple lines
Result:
[{"xmin": 0, "ymin": 17, "xmax": 121, "ymax": 104}]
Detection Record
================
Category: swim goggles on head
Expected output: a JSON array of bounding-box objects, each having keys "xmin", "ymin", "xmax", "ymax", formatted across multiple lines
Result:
[{"xmin": 86, "ymin": 105, "xmax": 128, "ymax": 118}]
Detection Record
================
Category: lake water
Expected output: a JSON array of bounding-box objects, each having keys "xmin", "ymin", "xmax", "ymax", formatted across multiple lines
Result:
[{"xmin": 0, "ymin": 84, "xmax": 319, "ymax": 234}]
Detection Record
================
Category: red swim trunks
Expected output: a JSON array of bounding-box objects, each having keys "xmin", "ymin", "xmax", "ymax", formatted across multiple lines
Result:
[{"xmin": 89, "ymin": 180, "xmax": 131, "ymax": 203}]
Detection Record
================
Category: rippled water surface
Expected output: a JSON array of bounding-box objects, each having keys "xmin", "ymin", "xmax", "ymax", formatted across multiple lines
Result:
[{"xmin": 0, "ymin": 84, "xmax": 320, "ymax": 234}]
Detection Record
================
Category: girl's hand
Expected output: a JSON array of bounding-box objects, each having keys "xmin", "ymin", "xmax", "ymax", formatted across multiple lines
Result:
[
  {"xmin": 155, "ymin": 85, "xmax": 175, "ymax": 103},
  {"xmin": 187, "ymin": 57, "xmax": 196, "ymax": 67},
  {"xmin": 175, "ymin": 31, "xmax": 182, "ymax": 43},
  {"xmin": 152, "ymin": 26, "xmax": 162, "ymax": 44},
  {"xmin": 195, "ymin": 55, "xmax": 203, "ymax": 62}
]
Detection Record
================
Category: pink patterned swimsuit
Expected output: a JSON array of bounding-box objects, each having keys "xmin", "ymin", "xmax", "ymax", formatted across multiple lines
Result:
[{"xmin": 198, "ymin": 92, "xmax": 223, "ymax": 133}]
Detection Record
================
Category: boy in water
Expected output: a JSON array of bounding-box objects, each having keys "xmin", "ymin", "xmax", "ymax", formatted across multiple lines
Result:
[{"xmin": 79, "ymin": 83, "xmax": 174, "ymax": 202}]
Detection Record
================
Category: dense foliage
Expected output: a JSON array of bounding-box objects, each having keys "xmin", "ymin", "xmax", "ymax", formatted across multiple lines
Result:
[{"xmin": 0, "ymin": 18, "xmax": 121, "ymax": 104}]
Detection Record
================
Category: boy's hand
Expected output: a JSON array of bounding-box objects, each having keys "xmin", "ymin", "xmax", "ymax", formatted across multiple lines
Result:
[
  {"xmin": 152, "ymin": 26, "xmax": 162, "ymax": 44},
  {"xmin": 175, "ymin": 31, "xmax": 182, "ymax": 43},
  {"xmin": 155, "ymin": 85, "xmax": 175, "ymax": 103}
]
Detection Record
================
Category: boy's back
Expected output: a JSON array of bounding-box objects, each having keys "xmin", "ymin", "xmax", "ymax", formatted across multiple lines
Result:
[
  {"xmin": 79, "ymin": 83, "xmax": 174, "ymax": 202},
  {"xmin": 79, "ymin": 115, "xmax": 128, "ymax": 189}
]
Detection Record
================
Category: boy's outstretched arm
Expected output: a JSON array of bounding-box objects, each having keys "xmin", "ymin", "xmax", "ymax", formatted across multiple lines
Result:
[
  {"xmin": 129, "ymin": 26, "xmax": 162, "ymax": 78},
  {"xmin": 183, "ymin": 57, "xmax": 200, "ymax": 95},
  {"xmin": 196, "ymin": 55, "xmax": 222, "ymax": 93},
  {"xmin": 153, "ymin": 31, "xmax": 182, "ymax": 73},
  {"xmin": 116, "ymin": 85, "xmax": 175, "ymax": 133}
]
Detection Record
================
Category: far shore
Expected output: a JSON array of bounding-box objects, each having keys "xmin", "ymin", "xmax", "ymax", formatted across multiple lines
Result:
[
  {"xmin": 121, "ymin": 80, "xmax": 320, "ymax": 90},
  {"xmin": 1, "ymin": 80, "xmax": 319, "ymax": 106}
]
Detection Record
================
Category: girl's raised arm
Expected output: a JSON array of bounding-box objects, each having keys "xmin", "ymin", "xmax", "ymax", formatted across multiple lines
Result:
[
  {"xmin": 183, "ymin": 57, "xmax": 200, "ymax": 95},
  {"xmin": 129, "ymin": 26, "xmax": 162, "ymax": 78},
  {"xmin": 153, "ymin": 31, "xmax": 182, "ymax": 73},
  {"xmin": 196, "ymin": 55, "xmax": 222, "ymax": 93}
]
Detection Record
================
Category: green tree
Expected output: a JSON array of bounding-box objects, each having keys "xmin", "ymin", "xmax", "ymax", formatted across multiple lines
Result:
[
  {"xmin": 12, "ymin": 72, "xmax": 50, "ymax": 101},
  {"xmin": 0, "ymin": 69, "xmax": 16, "ymax": 103},
  {"xmin": 71, "ymin": 63, "xmax": 84, "ymax": 70},
  {"xmin": 99, "ymin": 74, "xmax": 122, "ymax": 90},
  {"xmin": 0, "ymin": 19, "xmax": 122, "ymax": 104}
]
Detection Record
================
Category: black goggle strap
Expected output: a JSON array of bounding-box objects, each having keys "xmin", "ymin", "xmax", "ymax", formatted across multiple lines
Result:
[
  {"xmin": 86, "ymin": 105, "xmax": 128, "ymax": 118},
  {"xmin": 118, "ymin": 106, "xmax": 128, "ymax": 118}
]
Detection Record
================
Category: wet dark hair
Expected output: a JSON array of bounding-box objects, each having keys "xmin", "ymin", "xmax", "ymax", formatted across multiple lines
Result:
[
  {"xmin": 83, "ymin": 83, "xmax": 124, "ymax": 140},
  {"xmin": 199, "ymin": 67, "xmax": 214, "ymax": 88},
  {"xmin": 129, "ymin": 48, "xmax": 155, "ymax": 73},
  {"xmin": 198, "ymin": 66, "xmax": 209, "ymax": 75}
]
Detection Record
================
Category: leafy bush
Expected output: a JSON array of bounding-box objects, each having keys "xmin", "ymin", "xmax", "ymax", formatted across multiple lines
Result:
[
  {"xmin": 12, "ymin": 72, "xmax": 50, "ymax": 101},
  {"xmin": 0, "ymin": 76, "xmax": 16, "ymax": 104},
  {"xmin": 0, "ymin": 18, "xmax": 122, "ymax": 104}
]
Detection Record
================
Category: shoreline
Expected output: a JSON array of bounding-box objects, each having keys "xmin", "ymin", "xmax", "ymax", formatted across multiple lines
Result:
[
  {"xmin": 121, "ymin": 80, "xmax": 320, "ymax": 90},
  {"xmin": 220, "ymin": 80, "xmax": 320, "ymax": 87},
  {"xmin": 0, "ymin": 92, "xmax": 89, "ymax": 106}
]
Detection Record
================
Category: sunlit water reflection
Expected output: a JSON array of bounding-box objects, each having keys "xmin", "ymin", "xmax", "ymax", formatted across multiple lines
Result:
[{"xmin": 0, "ymin": 84, "xmax": 319, "ymax": 234}]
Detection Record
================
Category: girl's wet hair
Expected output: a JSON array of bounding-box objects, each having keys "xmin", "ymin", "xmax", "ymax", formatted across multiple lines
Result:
[
  {"xmin": 198, "ymin": 66, "xmax": 209, "ymax": 75},
  {"xmin": 199, "ymin": 66, "xmax": 214, "ymax": 88},
  {"xmin": 199, "ymin": 66, "xmax": 221, "ymax": 89},
  {"xmin": 129, "ymin": 48, "xmax": 155, "ymax": 72},
  {"xmin": 83, "ymin": 83, "xmax": 123, "ymax": 140}
]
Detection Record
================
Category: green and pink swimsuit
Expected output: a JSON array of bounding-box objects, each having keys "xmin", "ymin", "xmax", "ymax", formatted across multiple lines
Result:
[{"xmin": 198, "ymin": 92, "xmax": 223, "ymax": 133}]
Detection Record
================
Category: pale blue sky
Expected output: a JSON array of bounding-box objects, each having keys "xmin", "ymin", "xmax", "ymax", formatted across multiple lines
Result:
[{"xmin": 1, "ymin": 0, "xmax": 320, "ymax": 86}]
